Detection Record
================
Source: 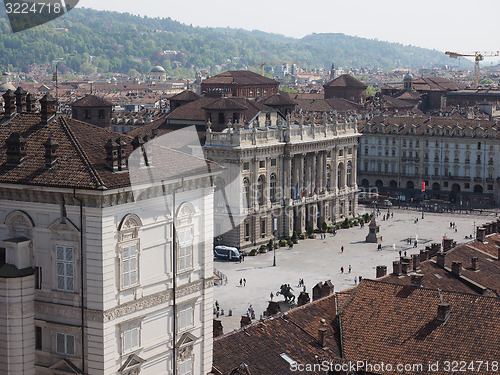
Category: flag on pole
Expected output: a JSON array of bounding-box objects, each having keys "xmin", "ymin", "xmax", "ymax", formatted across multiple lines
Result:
[{"xmin": 421, "ymin": 182, "xmax": 425, "ymax": 192}]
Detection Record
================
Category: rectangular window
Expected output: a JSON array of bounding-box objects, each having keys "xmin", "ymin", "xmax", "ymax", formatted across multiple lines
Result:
[
  {"xmin": 98, "ymin": 109, "xmax": 105, "ymax": 119},
  {"xmin": 271, "ymin": 158, "xmax": 277, "ymax": 166},
  {"xmin": 56, "ymin": 245, "xmax": 74, "ymax": 292},
  {"xmin": 122, "ymin": 324, "xmax": 140, "ymax": 353},
  {"xmin": 56, "ymin": 332, "xmax": 75, "ymax": 356},
  {"xmin": 177, "ymin": 228, "xmax": 193, "ymax": 272},
  {"xmin": 339, "ymin": 149, "xmax": 344, "ymax": 156},
  {"xmin": 245, "ymin": 223, "xmax": 250, "ymax": 241},
  {"xmin": 0, "ymin": 247, "xmax": 5, "ymax": 266},
  {"xmin": 35, "ymin": 327, "xmax": 42, "ymax": 350},
  {"xmin": 178, "ymin": 306, "xmax": 194, "ymax": 331},
  {"xmin": 259, "ymin": 160, "xmax": 265, "ymax": 168},
  {"xmin": 243, "ymin": 162, "xmax": 249, "ymax": 170},
  {"xmin": 465, "ymin": 183, "xmax": 470, "ymax": 189},
  {"xmin": 261, "ymin": 219, "xmax": 266, "ymax": 238},
  {"xmin": 121, "ymin": 244, "xmax": 138, "ymax": 288},
  {"xmin": 179, "ymin": 358, "xmax": 193, "ymax": 375}
]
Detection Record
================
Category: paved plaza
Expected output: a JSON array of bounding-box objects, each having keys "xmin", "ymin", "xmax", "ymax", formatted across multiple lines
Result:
[{"xmin": 213, "ymin": 206, "xmax": 495, "ymax": 332}]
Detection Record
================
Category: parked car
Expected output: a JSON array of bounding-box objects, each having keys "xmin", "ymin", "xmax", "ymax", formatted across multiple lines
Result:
[{"xmin": 214, "ymin": 245, "xmax": 240, "ymax": 261}]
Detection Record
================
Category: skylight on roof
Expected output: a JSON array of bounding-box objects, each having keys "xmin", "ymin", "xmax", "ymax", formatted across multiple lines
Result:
[{"xmin": 280, "ymin": 353, "xmax": 297, "ymax": 366}]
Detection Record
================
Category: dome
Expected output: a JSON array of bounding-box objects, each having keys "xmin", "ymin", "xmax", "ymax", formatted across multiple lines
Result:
[
  {"xmin": 0, "ymin": 82, "xmax": 16, "ymax": 93},
  {"xmin": 151, "ymin": 66, "xmax": 166, "ymax": 73},
  {"xmin": 404, "ymin": 72, "xmax": 414, "ymax": 80}
]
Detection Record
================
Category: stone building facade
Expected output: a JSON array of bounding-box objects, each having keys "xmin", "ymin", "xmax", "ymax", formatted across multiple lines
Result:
[
  {"xmin": 0, "ymin": 92, "xmax": 219, "ymax": 374},
  {"xmin": 205, "ymin": 115, "xmax": 360, "ymax": 249},
  {"xmin": 358, "ymin": 115, "xmax": 500, "ymax": 207},
  {"xmin": 71, "ymin": 94, "xmax": 113, "ymax": 130}
]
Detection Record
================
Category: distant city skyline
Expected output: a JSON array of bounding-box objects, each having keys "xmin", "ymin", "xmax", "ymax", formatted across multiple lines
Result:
[{"xmin": 83, "ymin": 0, "xmax": 500, "ymax": 63}]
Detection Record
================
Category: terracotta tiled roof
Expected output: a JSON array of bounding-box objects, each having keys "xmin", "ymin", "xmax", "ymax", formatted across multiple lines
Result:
[
  {"xmin": 412, "ymin": 77, "xmax": 464, "ymax": 92},
  {"xmin": 0, "ymin": 113, "xmax": 219, "ymax": 190},
  {"xmin": 71, "ymin": 94, "xmax": 113, "ymax": 107},
  {"xmin": 338, "ymin": 280, "xmax": 500, "ymax": 374},
  {"xmin": 213, "ymin": 295, "xmax": 341, "ymax": 375},
  {"xmin": 260, "ymin": 93, "xmax": 297, "ymax": 106},
  {"xmin": 201, "ymin": 97, "xmax": 248, "ymax": 111},
  {"xmin": 324, "ymin": 74, "xmax": 367, "ymax": 88},
  {"xmin": 169, "ymin": 90, "xmax": 201, "ymax": 102},
  {"xmin": 203, "ymin": 70, "xmax": 279, "ymax": 86}
]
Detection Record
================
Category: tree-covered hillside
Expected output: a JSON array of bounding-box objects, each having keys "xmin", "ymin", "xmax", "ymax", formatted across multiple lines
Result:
[{"xmin": 0, "ymin": 7, "xmax": 453, "ymax": 77}]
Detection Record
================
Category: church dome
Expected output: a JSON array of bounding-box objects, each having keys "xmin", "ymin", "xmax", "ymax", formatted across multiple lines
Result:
[
  {"xmin": 151, "ymin": 66, "xmax": 166, "ymax": 73},
  {"xmin": 0, "ymin": 82, "xmax": 16, "ymax": 93},
  {"xmin": 404, "ymin": 72, "xmax": 414, "ymax": 80}
]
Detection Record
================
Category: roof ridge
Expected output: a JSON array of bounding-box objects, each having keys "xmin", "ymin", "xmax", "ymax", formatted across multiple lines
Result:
[{"xmin": 59, "ymin": 117, "xmax": 107, "ymax": 189}]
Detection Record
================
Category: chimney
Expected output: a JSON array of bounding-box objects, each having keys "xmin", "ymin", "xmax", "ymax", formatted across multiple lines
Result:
[
  {"xmin": 471, "ymin": 257, "xmax": 479, "ymax": 271},
  {"xmin": 476, "ymin": 227, "xmax": 486, "ymax": 242},
  {"xmin": 451, "ymin": 261, "xmax": 462, "ymax": 276},
  {"xmin": 5, "ymin": 132, "xmax": 27, "ymax": 166},
  {"xmin": 412, "ymin": 254, "xmax": 420, "ymax": 270},
  {"xmin": 321, "ymin": 280, "xmax": 334, "ymax": 297},
  {"xmin": 43, "ymin": 138, "xmax": 58, "ymax": 168},
  {"xmin": 297, "ymin": 292, "xmax": 310, "ymax": 306},
  {"xmin": 437, "ymin": 303, "xmax": 451, "ymax": 323},
  {"xmin": 430, "ymin": 243, "xmax": 441, "ymax": 256},
  {"xmin": 419, "ymin": 249, "xmax": 429, "ymax": 262},
  {"xmin": 105, "ymin": 138, "xmax": 119, "ymax": 172},
  {"xmin": 376, "ymin": 265, "xmax": 387, "ymax": 278},
  {"xmin": 410, "ymin": 273, "xmax": 424, "ymax": 287},
  {"xmin": 392, "ymin": 261, "xmax": 402, "ymax": 276},
  {"xmin": 436, "ymin": 252, "xmax": 446, "ymax": 268},
  {"xmin": 318, "ymin": 325, "xmax": 327, "ymax": 348},
  {"xmin": 26, "ymin": 93, "xmax": 36, "ymax": 113},
  {"xmin": 2, "ymin": 89, "xmax": 16, "ymax": 117},
  {"xmin": 213, "ymin": 319, "xmax": 223, "ymax": 338},
  {"xmin": 131, "ymin": 136, "xmax": 144, "ymax": 151},
  {"xmin": 40, "ymin": 94, "xmax": 57, "ymax": 124},
  {"xmin": 14, "ymin": 87, "xmax": 27, "ymax": 113},
  {"xmin": 312, "ymin": 282, "xmax": 324, "ymax": 301},
  {"xmin": 240, "ymin": 316, "xmax": 252, "ymax": 328},
  {"xmin": 116, "ymin": 137, "xmax": 127, "ymax": 171},
  {"xmin": 401, "ymin": 257, "xmax": 412, "ymax": 274},
  {"xmin": 443, "ymin": 238, "xmax": 454, "ymax": 251}
]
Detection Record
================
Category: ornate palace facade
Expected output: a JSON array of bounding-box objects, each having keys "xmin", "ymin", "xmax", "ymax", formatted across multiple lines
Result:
[{"xmin": 205, "ymin": 115, "xmax": 360, "ymax": 249}]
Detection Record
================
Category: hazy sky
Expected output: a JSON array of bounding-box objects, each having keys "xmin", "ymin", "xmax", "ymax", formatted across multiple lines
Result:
[{"xmin": 83, "ymin": 0, "xmax": 499, "ymax": 55}]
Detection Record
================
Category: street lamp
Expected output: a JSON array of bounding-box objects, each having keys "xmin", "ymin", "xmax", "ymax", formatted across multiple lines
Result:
[{"xmin": 421, "ymin": 182, "xmax": 425, "ymax": 219}]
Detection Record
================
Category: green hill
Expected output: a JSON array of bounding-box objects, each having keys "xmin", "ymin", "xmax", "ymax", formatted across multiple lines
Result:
[{"xmin": 0, "ymin": 7, "xmax": 455, "ymax": 77}]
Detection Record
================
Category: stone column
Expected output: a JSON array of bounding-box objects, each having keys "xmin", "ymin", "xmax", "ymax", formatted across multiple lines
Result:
[
  {"xmin": 311, "ymin": 152, "xmax": 317, "ymax": 194},
  {"xmin": 323, "ymin": 152, "xmax": 328, "ymax": 192},
  {"xmin": 317, "ymin": 151, "xmax": 324, "ymax": 193},
  {"xmin": 252, "ymin": 157, "xmax": 258, "ymax": 209},
  {"xmin": 334, "ymin": 147, "xmax": 339, "ymax": 194},
  {"xmin": 301, "ymin": 153, "xmax": 307, "ymax": 197}
]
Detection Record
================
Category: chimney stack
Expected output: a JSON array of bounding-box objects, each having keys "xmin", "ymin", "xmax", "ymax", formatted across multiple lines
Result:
[
  {"xmin": 3, "ymin": 89, "xmax": 16, "ymax": 117},
  {"xmin": 451, "ymin": 261, "xmax": 462, "ymax": 277},
  {"xmin": 26, "ymin": 93, "xmax": 36, "ymax": 113},
  {"xmin": 419, "ymin": 249, "xmax": 429, "ymax": 262},
  {"xmin": 443, "ymin": 238, "xmax": 455, "ymax": 251},
  {"xmin": 318, "ymin": 326, "xmax": 327, "ymax": 348},
  {"xmin": 436, "ymin": 252, "xmax": 446, "ymax": 268},
  {"xmin": 43, "ymin": 138, "xmax": 58, "ymax": 168},
  {"xmin": 116, "ymin": 137, "xmax": 127, "ymax": 171},
  {"xmin": 412, "ymin": 254, "xmax": 420, "ymax": 270},
  {"xmin": 392, "ymin": 261, "xmax": 402, "ymax": 276},
  {"xmin": 213, "ymin": 319, "xmax": 223, "ymax": 338},
  {"xmin": 437, "ymin": 303, "xmax": 451, "ymax": 323},
  {"xmin": 14, "ymin": 87, "xmax": 27, "ymax": 113},
  {"xmin": 105, "ymin": 138, "xmax": 119, "ymax": 172},
  {"xmin": 376, "ymin": 265, "xmax": 387, "ymax": 278},
  {"xmin": 410, "ymin": 274, "xmax": 424, "ymax": 287},
  {"xmin": 5, "ymin": 132, "xmax": 26, "ymax": 166},
  {"xmin": 240, "ymin": 316, "xmax": 252, "ymax": 328},
  {"xmin": 401, "ymin": 257, "xmax": 412, "ymax": 274},
  {"xmin": 476, "ymin": 227, "xmax": 486, "ymax": 242},
  {"xmin": 297, "ymin": 292, "xmax": 310, "ymax": 306},
  {"xmin": 471, "ymin": 257, "xmax": 479, "ymax": 271},
  {"xmin": 40, "ymin": 93, "xmax": 57, "ymax": 124}
]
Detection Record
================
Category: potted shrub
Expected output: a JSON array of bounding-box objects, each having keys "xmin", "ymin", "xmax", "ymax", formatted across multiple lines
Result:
[
  {"xmin": 259, "ymin": 244, "xmax": 268, "ymax": 253},
  {"xmin": 291, "ymin": 231, "xmax": 298, "ymax": 244},
  {"xmin": 299, "ymin": 232, "xmax": 306, "ymax": 240},
  {"xmin": 267, "ymin": 239, "xmax": 274, "ymax": 251},
  {"xmin": 249, "ymin": 249, "xmax": 258, "ymax": 256},
  {"xmin": 279, "ymin": 239, "xmax": 287, "ymax": 247}
]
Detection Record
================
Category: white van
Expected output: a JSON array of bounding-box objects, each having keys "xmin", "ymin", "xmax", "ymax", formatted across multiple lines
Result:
[{"xmin": 214, "ymin": 245, "xmax": 240, "ymax": 261}]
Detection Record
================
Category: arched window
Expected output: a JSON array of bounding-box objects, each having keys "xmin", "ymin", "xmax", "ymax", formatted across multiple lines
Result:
[
  {"xmin": 257, "ymin": 175, "xmax": 266, "ymax": 205},
  {"xmin": 243, "ymin": 178, "xmax": 250, "ymax": 208},
  {"xmin": 346, "ymin": 161, "xmax": 353, "ymax": 187},
  {"xmin": 118, "ymin": 214, "xmax": 142, "ymax": 289},
  {"xmin": 270, "ymin": 173, "xmax": 277, "ymax": 203}
]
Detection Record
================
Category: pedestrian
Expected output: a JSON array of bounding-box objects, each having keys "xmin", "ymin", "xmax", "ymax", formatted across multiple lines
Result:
[
  {"xmin": 359, "ymin": 276, "xmax": 363, "ymax": 282},
  {"xmin": 341, "ymin": 246, "xmax": 344, "ymax": 253},
  {"xmin": 341, "ymin": 266, "xmax": 344, "ymax": 273},
  {"xmin": 354, "ymin": 277, "xmax": 357, "ymax": 285},
  {"xmin": 270, "ymin": 292, "xmax": 274, "ymax": 301},
  {"xmin": 302, "ymin": 284, "xmax": 306, "ymax": 292},
  {"xmin": 414, "ymin": 240, "xmax": 418, "ymax": 248},
  {"xmin": 399, "ymin": 250, "xmax": 402, "ymax": 257},
  {"xmin": 239, "ymin": 254, "xmax": 242, "ymax": 263},
  {"xmin": 349, "ymin": 265, "xmax": 352, "ymax": 273},
  {"xmin": 404, "ymin": 251, "xmax": 407, "ymax": 256},
  {"xmin": 242, "ymin": 253, "xmax": 245, "ymax": 262},
  {"xmin": 243, "ymin": 278, "xmax": 246, "ymax": 287},
  {"xmin": 239, "ymin": 278, "xmax": 242, "ymax": 287},
  {"xmin": 391, "ymin": 212, "xmax": 393, "ymax": 218}
]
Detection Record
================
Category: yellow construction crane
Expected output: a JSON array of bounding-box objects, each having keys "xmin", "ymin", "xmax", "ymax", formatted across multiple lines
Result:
[
  {"xmin": 251, "ymin": 61, "xmax": 308, "ymax": 76},
  {"xmin": 445, "ymin": 51, "xmax": 499, "ymax": 88}
]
